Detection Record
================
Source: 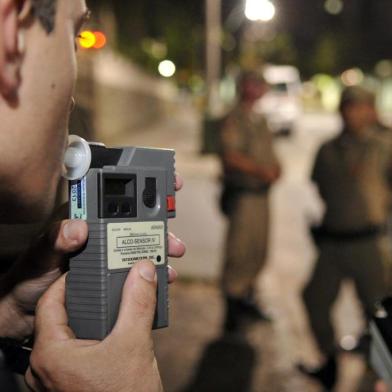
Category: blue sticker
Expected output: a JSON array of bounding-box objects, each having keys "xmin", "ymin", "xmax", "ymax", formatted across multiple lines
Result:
[{"xmin": 70, "ymin": 177, "xmax": 87, "ymax": 220}]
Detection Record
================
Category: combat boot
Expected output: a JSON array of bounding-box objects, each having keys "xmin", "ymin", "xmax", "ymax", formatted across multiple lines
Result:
[{"xmin": 223, "ymin": 295, "xmax": 271, "ymax": 334}]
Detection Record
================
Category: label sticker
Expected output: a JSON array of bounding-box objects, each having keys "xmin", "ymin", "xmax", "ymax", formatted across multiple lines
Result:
[
  {"xmin": 70, "ymin": 178, "xmax": 87, "ymax": 220},
  {"xmin": 107, "ymin": 221, "xmax": 165, "ymax": 269}
]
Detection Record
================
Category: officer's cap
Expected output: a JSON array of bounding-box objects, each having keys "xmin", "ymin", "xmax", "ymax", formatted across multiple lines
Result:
[
  {"xmin": 238, "ymin": 70, "xmax": 266, "ymax": 87},
  {"xmin": 339, "ymin": 86, "xmax": 375, "ymax": 112}
]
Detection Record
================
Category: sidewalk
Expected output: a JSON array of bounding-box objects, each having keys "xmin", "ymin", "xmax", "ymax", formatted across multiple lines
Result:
[{"xmin": 154, "ymin": 281, "xmax": 369, "ymax": 392}]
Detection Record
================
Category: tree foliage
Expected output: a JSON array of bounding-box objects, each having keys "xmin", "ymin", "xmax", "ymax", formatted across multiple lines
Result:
[
  {"xmin": 88, "ymin": 0, "xmax": 205, "ymax": 79},
  {"xmin": 88, "ymin": 0, "xmax": 392, "ymax": 79}
]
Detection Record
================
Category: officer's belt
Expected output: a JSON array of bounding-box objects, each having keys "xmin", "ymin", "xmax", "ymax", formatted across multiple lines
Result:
[
  {"xmin": 222, "ymin": 183, "xmax": 270, "ymax": 195},
  {"xmin": 311, "ymin": 224, "xmax": 386, "ymax": 242}
]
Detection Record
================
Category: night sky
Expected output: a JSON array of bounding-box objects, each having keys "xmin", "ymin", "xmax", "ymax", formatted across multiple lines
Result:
[
  {"xmin": 224, "ymin": 0, "xmax": 392, "ymax": 74},
  {"xmin": 91, "ymin": 0, "xmax": 392, "ymax": 76}
]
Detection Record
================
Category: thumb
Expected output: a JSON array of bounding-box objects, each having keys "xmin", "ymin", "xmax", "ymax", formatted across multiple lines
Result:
[
  {"xmin": 2, "ymin": 219, "xmax": 88, "ymax": 290},
  {"xmin": 51, "ymin": 219, "xmax": 89, "ymax": 254},
  {"xmin": 109, "ymin": 261, "xmax": 157, "ymax": 342}
]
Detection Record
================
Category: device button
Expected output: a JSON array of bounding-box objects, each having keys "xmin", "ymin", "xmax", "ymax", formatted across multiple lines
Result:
[
  {"xmin": 121, "ymin": 202, "xmax": 132, "ymax": 215},
  {"xmin": 107, "ymin": 202, "xmax": 119, "ymax": 216},
  {"xmin": 167, "ymin": 196, "xmax": 176, "ymax": 212},
  {"xmin": 143, "ymin": 178, "xmax": 156, "ymax": 208}
]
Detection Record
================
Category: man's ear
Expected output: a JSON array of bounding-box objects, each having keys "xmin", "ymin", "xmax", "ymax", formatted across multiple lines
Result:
[
  {"xmin": 18, "ymin": 0, "xmax": 32, "ymax": 24},
  {"xmin": 0, "ymin": 0, "xmax": 30, "ymax": 101}
]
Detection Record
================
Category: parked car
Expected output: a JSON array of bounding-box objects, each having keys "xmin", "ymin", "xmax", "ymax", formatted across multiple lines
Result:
[{"xmin": 255, "ymin": 65, "xmax": 302, "ymax": 135}]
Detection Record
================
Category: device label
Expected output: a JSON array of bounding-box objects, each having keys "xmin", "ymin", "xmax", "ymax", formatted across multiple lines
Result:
[
  {"xmin": 70, "ymin": 178, "xmax": 87, "ymax": 220},
  {"xmin": 107, "ymin": 221, "xmax": 166, "ymax": 269}
]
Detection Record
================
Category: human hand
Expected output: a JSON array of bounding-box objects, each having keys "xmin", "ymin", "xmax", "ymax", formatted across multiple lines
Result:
[
  {"xmin": 168, "ymin": 174, "xmax": 186, "ymax": 260},
  {"xmin": 0, "ymin": 225, "xmax": 184, "ymax": 341},
  {"xmin": 0, "ymin": 174, "xmax": 185, "ymax": 340},
  {"xmin": 257, "ymin": 165, "xmax": 281, "ymax": 184},
  {"xmin": 375, "ymin": 380, "xmax": 391, "ymax": 392},
  {"xmin": 272, "ymin": 165, "xmax": 282, "ymax": 182},
  {"xmin": 26, "ymin": 261, "xmax": 163, "ymax": 392},
  {"xmin": 0, "ymin": 219, "xmax": 88, "ymax": 340}
]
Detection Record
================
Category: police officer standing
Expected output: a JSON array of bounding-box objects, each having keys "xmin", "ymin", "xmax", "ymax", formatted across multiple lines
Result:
[
  {"xmin": 300, "ymin": 86, "xmax": 392, "ymax": 389},
  {"xmin": 219, "ymin": 71, "xmax": 281, "ymax": 332}
]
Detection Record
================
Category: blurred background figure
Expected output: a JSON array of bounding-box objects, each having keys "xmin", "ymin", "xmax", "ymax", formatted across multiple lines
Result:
[
  {"xmin": 218, "ymin": 71, "xmax": 281, "ymax": 333},
  {"xmin": 299, "ymin": 86, "xmax": 392, "ymax": 390}
]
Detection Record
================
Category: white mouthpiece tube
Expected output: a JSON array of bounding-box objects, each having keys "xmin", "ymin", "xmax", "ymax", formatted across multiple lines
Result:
[{"xmin": 62, "ymin": 135, "xmax": 92, "ymax": 180}]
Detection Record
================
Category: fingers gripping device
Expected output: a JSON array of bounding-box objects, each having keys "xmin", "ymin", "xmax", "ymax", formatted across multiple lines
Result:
[{"xmin": 63, "ymin": 135, "xmax": 176, "ymax": 339}]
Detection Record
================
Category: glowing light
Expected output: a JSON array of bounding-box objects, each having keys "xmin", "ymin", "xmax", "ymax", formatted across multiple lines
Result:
[
  {"xmin": 158, "ymin": 60, "xmax": 176, "ymax": 78},
  {"xmin": 78, "ymin": 31, "xmax": 96, "ymax": 49},
  {"xmin": 93, "ymin": 31, "xmax": 107, "ymax": 49},
  {"xmin": 245, "ymin": 0, "xmax": 276, "ymax": 22},
  {"xmin": 151, "ymin": 42, "xmax": 167, "ymax": 59},
  {"xmin": 375, "ymin": 60, "xmax": 392, "ymax": 78},
  {"xmin": 341, "ymin": 68, "xmax": 364, "ymax": 86},
  {"xmin": 324, "ymin": 0, "xmax": 343, "ymax": 15}
]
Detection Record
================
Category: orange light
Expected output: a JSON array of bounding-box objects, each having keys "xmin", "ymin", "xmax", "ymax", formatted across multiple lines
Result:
[
  {"xmin": 78, "ymin": 31, "xmax": 96, "ymax": 49},
  {"xmin": 93, "ymin": 31, "xmax": 107, "ymax": 49}
]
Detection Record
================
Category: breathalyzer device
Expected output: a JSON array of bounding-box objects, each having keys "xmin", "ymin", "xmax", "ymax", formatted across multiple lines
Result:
[{"xmin": 62, "ymin": 135, "xmax": 176, "ymax": 340}]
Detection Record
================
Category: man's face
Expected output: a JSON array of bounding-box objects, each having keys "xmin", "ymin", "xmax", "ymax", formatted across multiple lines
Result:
[
  {"xmin": 241, "ymin": 78, "xmax": 267, "ymax": 102},
  {"xmin": 0, "ymin": 0, "xmax": 88, "ymax": 222},
  {"xmin": 343, "ymin": 102, "xmax": 374, "ymax": 135}
]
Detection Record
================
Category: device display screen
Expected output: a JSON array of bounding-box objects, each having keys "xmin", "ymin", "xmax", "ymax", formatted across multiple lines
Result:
[{"xmin": 105, "ymin": 178, "xmax": 133, "ymax": 196}]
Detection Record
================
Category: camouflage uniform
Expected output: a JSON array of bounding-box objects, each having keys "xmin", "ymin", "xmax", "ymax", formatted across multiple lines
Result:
[
  {"xmin": 220, "ymin": 107, "xmax": 279, "ymax": 297},
  {"xmin": 304, "ymin": 130, "xmax": 392, "ymax": 356}
]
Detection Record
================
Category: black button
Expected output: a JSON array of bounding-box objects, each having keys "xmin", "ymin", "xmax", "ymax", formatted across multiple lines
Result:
[
  {"xmin": 143, "ymin": 178, "xmax": 156, "ymax": 208},
  {"xmin": 107, "ymin": 202, "xmax": 119, "ymax": 216},
  {"xmin": 121, "ymin": 202, "xmax": 132, "ymax": 214}
]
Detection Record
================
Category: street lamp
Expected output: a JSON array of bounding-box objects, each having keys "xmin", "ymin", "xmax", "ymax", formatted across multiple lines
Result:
[
  {"xmin": 158, "ymin": 60, "xmax": 176, "ymax": 78},
  {"xmin": 324, "ymin": 0, "xmax": 343, "ymax": 15},
  {"xmin": 245, "ymin": 0, "xmax": 276, "ymax": 22}
]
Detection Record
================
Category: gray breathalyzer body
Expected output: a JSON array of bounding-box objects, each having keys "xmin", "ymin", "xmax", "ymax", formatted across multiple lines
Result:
[{"xmin": 64, "ymin": 139, "xmax": 176, "ymax": 340}]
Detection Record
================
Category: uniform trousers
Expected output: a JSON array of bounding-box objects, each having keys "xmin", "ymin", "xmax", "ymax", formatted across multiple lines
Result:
[
  {"xmin": 303, "ymin": 236, "xmax": 387, "ymax": 356},
  {"xmin": 222, "ymin": 192, "xmax": 269, "ymax": 297}
]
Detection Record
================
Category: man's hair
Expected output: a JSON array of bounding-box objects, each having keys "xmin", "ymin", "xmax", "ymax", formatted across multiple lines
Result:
[
  {"xmin": 237, "ymin": 70, "xmax": 266, "ymax": 88},
  {"xmin": 31, "ymin": 0, "xmax": 57, "ymax": 33}
]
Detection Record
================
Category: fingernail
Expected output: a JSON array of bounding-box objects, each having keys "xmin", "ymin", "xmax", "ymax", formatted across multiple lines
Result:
[
  {"xmin": 63, "ymin": 221, "xmax": 72, "ymax": 239},
  {"xmin": 169, "ymin": 232, "xmax": 184, "ymax": 244},
  {"xmin": 175, "ymin": 237, "xmax": 184, "ymax": 245},
  {"xmin": 63, "ymin": 220, "xmax": 80, "ymax": 241},
  {"xmin": 138, "ymin": 262, "xmax": 156, "ymax": 282},
  {"xmin": 168, "ymin": 266, "xmax": 178, "ymax": 280}
]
